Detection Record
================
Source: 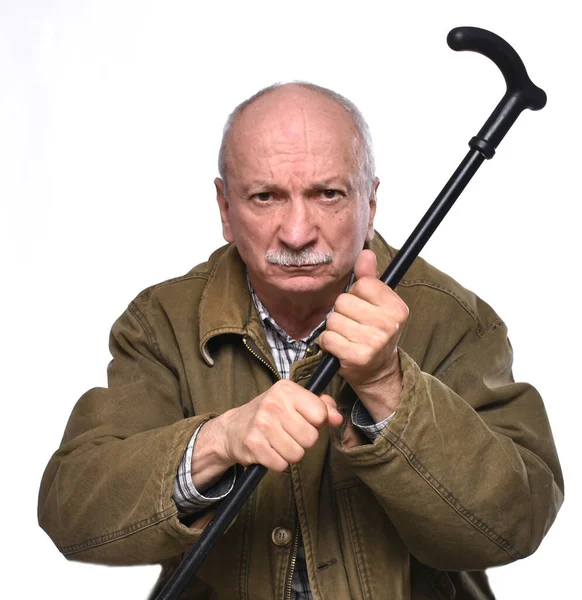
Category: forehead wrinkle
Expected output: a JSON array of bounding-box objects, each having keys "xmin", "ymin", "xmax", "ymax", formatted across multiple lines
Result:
[{"xmin": 227, "ymin": 91, "xmax": 367, "ymax": 192}]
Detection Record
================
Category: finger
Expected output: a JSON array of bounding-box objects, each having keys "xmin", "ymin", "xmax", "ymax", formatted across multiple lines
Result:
[
  {"xmin": 326, "ymin": 310, "xmax": 382, "ymax": 345},
  {"xmin": 320, "ymin": 394, "xmax": 343, "ymax": 427},
  {"xmin": 334, "ymin": 292, "xmax": 403, "ymax": 331},
  {"xmin": 354, "ymin": 249, "xmax": 378, "ymax": 281},
  {"xmin": 243, "ymin": 433, "xmax": 289, "ymax": 472},
  {"xmin": 267, "ymin": 424, "xmax": 307, "ymax": 465},
  {"xmin": 290, "ymin": 387, "xmax": 331, "ymax": 428},
  {"xmin": 279, "ymin": 411, "xmax": 321, "ymax": 449},
  {"xmin": 319, "ymin": 329, "xmax": 360, "ymax": 365},
  {"xmin": 339, "ymin": 282, "xmax": 409, "ymax": 330}
]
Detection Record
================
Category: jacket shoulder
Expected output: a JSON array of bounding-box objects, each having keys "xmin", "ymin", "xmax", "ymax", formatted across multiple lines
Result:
[{"xmin": 398, "ymin": 253, "xmax": 503, "ymax": 337}]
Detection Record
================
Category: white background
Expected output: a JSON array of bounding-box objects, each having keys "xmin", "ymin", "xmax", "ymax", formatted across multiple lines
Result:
[{"xmin": 1, "ymin": 1, "xmax": 579, "ymax": 598}]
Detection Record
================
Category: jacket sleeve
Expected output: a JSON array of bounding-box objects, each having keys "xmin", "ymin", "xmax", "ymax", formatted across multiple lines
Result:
[
  {"xmin": 38, "ymin": 305, "xmax": 215, "ymax": 565},
  {"xmin": 333, "ymin": 318, "xmax": 564, "ymax": 572}
]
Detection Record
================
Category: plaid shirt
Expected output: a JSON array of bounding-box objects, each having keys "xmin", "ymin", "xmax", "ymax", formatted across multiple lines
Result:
[{"xmin": 174, "ymin": 276, "xmax": 395, "ymax": 599}]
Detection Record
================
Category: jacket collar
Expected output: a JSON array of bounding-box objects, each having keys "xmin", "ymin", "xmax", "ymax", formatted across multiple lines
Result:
[{"xmin": 198, "ymin": 232, "xmax": 395, "ymax": 366}]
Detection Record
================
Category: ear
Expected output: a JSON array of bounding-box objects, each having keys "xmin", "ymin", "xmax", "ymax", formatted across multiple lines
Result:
[
  {"xmin": 215, "ymin": 178, "xmax": 234, "ymax": 243},
  {"xmin": 366, "ymin": 177, "xmax": 379, "ymax": 243}
]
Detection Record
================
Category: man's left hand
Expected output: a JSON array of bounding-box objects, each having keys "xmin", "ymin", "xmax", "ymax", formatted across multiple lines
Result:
[{"xmin": 318, "ymin": 249, "xmax": 409, "ymax": 422}]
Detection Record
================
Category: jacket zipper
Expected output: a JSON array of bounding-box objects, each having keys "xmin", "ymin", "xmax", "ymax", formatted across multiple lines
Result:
[
  {"xmin": 242, "ymin": 335, "xmax": 301, "ymax": 600},
  {"xmin": 285, "ymin": 519, "xmax": 301, "ymax": 600},
  {"xmin": 242, "ymin": 335, "xmax": 281, "ymax": 380}
]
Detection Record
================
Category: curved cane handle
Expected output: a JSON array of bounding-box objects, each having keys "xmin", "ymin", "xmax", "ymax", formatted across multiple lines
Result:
[
  {"xmin": 447, "ymin": 26, "xmax": 547, "ymax": 158},
  {"xmin": 447, "ymin": 27, "xmax": 546, "ymax": 110}
]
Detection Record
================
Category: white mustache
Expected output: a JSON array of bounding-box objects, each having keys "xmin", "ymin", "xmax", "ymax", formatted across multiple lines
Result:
[{"xmin": 265, "ymin": 248, "xmax": 333, "ymax": 267}]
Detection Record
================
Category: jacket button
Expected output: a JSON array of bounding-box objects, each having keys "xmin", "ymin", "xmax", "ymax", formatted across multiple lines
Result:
[{"xmin": 271, "ymin": 527, "xmax": 292, "ymax": 547}]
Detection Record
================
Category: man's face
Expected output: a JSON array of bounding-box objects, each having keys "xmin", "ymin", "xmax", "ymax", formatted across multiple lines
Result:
[{"xmin": 216, "ymin": 86, "xmax": 378, "ymax": 297}]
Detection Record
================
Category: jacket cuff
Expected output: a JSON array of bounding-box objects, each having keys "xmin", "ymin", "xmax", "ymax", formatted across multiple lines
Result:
[
  {"xmin": 334, "ymin": 347, "xmax": 418, "ymax": 462},
  {"xmin": 173, "ymin": 423, "xmax": 237, "ymax": 517}
]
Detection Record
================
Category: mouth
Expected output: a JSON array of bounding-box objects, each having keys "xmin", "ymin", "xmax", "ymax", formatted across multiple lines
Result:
[
  {"xmin": 277, "ymin": 264, "xmax": 321, "ymax": 269},
  {"xmin": 265, "ymin": 249, "xmax": 334, "ymax": 268}
]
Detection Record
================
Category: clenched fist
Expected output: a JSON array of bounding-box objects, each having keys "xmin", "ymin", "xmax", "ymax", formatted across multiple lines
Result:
[
  {"xmin": 318, "ymin": 249, "xmax": 409, "ymax": 422},
  {"xmin": 191, "ymin": 380, "xmax": 343, "ymax": 489}
]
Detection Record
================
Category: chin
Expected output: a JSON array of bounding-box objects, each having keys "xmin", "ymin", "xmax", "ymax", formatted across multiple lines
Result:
[{"xmin": 270, "ymin": 272, "xmax": 333, "ymax": 295}]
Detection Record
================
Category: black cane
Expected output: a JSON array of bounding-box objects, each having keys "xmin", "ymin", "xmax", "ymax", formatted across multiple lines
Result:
[{"xmin": 156, "ymin": 26, "xmax": 546, "ymax": 599}]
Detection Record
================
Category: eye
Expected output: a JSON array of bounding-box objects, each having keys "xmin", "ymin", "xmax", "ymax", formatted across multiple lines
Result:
[
  {"xmin": 252, "ymin": 192, "xmax": 272, "ymax": 202},
  {"xmin": 322, "ymin": 189, "xmax": 341, "ymax": 200}
]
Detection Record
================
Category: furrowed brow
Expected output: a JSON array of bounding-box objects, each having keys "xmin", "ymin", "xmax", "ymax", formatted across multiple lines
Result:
[{"xmin": 309, "ymin": 178, "xmax": 353, "ymax": 193}]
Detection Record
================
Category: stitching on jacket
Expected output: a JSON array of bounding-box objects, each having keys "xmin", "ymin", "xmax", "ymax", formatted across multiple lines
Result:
[
  {"xmin": 160, "ymin": 423, "xmax": 184, "ymax": 514},
  {"xmin": 198, "ymin": 251, "xmax": 228, "ymax": 325},
  {"xmin": 383, "ymin": 346, "xmax": 522, "ymax": 560},
  {"xmin": 127, "ymin": 302, "xmax": 173, "ymax": 371},
  {"xmin": 383, "ymin": 434, "xmax": 524, "ymax": 561},
  {"xmin": 239, "ymin": 483, "xmax": 256, "ymax": 600},
  {"xmin": 340, "ymin": 489, "xmax": 372, "ymax": 600},
  {"xmin": 137, "ymin": 273, "xmax": 211, "ymax": 301},
  {"xmin": 333, "ymin": 478, "xmax": 364, "ymax": 490},
  {"xmin": 128, "ymin": 302, "xmax": 160, "ymax": 355},
  {"xmin": 397, "ymin": 280, "xmax": 496, "ymax": 337},
  {"xmin": 292, "ymin": 463, "xmax": 325, "ymax": 600},
  {"xmin": 60, "ymin": 507, "xmax": 176, "ymax": 554}
]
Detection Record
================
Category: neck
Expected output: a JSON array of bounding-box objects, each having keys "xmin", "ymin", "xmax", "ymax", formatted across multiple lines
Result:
[{"xmin": 250, "ymin": 274, "xmax": 350, "ymax": 340}]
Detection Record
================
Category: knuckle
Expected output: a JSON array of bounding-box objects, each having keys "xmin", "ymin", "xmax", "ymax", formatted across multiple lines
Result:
[
  {"xmin": 334, "ymin": 293, "xmax": 350, "ymax": 312},
  {"xmin": 272, "ymin": 452, "xmax": 289, "ymax": 473},
  {"xmin": 326, "ymin": 312, "xmax": 339, "ymax": 329},
  {"xmin": 260, "ymin": 395, "xmax": 279, "ymax": 413},
  {"xmin": 289, "ymin": 447, "xmax": 305, "ymax": 464},
  {"xmin": 315, "ymin": 403, "xmax": 329, "ymax": 425},
  {"xmin": 379, "ymin": 317, "xmax": 398, "ymax": 338},
  {"xmin": 244, "ymin": 434, "xmax": 262, "ymax": 454},
  {"xmin": 398, "ymin": 300, "xmax": 410, "ymax": 320},
  {"xmin": 355, "ymin": 346, "xmax": 371, "ymax": 365},
  {"xmin": 278, "ymin": 379, "xmax": 295, "ymax": 390},
  {"xmin": 253, "ymin": 413, "xmax": 271, "ymax": 432},
  {"xmin": 271, "ymin": 458, "xmax": 289, "ymax": 473},
  {"xmin": 304, "ymin": 428, "xmax": 319, "ymax": 448},
  {"xmin": 350, "ymin": 280, "xmax": 363, "ymax": 296}
]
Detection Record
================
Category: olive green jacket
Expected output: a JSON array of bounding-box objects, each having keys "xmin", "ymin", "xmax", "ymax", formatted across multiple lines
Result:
[{"xmin": 38, "ymin": 233, "xmax": 564, "ymax": 599}]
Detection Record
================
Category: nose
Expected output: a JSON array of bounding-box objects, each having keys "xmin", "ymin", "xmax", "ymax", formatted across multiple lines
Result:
[{"xmin": 277, "ymin": 197, "xmax": 318, "ymax": 250}]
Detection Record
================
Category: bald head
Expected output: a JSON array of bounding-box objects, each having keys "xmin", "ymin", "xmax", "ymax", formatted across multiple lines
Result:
[{"xmin": 218, "ymin": 82, "xmax": 375, "ymax": 197}]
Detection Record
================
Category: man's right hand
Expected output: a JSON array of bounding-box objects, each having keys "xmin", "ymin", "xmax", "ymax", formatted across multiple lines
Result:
[{"xmin": 192, "ymin": 380, "xmax": 343, "ymax": 489}]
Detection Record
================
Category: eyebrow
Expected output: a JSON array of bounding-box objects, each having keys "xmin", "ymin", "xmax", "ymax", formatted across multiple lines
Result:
[{"xmin": 242, "ymin": 177, "xmax": 354, "ymax": 195}]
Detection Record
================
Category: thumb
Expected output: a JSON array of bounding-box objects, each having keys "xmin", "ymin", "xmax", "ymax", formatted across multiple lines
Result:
[
  {"xmin": 320, "ymin": 394, "xmax": 343, "ymax": 427},
  {"xmin": 354, "ymin": 249, "xmax": 378, "ymax": 281}
]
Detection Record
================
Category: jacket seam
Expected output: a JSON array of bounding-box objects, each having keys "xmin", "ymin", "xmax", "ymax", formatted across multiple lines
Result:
[
  {"xmin": 348, "ymin": 360, "xmax": 522, "ymax": 559},
  {"xmin": 239, "ymin": 484, "xmax": 256, "ymax": 600},
  {"xmin": 398, "ymin": 280, "xmax": 500, "ymax": 337},
  {"xmin": 160, "ymin": 421, "xmax": 184, "ymax": 513},
  {"xmin": 127, "ymin": 301, "xmax": 173, "ymax": 370},
  {"xmin": 340, "ymin": 489, "xmax": 372, "ymax": 600},
  {"xmin": 136, "ymin": 273, "xmax": 211, "ymax": 301},
  {"xmin": 382, "ymin": 433, "xmax": 524, "ymax": 561},
  {"xmin": 198, "ymin": 252, "xmax": 228, "ymax": 329},
  {"xmin": 333, "ymin": 478, "xmax": 364, "ymax": 490},
  {"xmin": 60, "ymin": 507, "xmax": 176, "ymax": 555},
  {"xmin": 292, "ymin": 463, "xmax": 323, "ymax": 600}
]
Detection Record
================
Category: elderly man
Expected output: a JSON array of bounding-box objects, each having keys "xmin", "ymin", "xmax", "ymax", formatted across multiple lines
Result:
[{"xmin": 39, "ymin": 83, "xmax": 563, "ymax": 600}]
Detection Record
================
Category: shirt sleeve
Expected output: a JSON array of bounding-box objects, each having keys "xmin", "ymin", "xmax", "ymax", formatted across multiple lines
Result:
[
  {"xmin": 173, "ymin": 423, "xmax": 237, "ymax": 517},
  {"xmin": 351, "ymin": 398, "xmax": 395, "ymax": 441}
]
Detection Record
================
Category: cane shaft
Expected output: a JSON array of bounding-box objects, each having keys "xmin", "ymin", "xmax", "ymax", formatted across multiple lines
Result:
[{"xmin": 156, "ymin": 27, "xmax": 545, "ymax": 599}]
